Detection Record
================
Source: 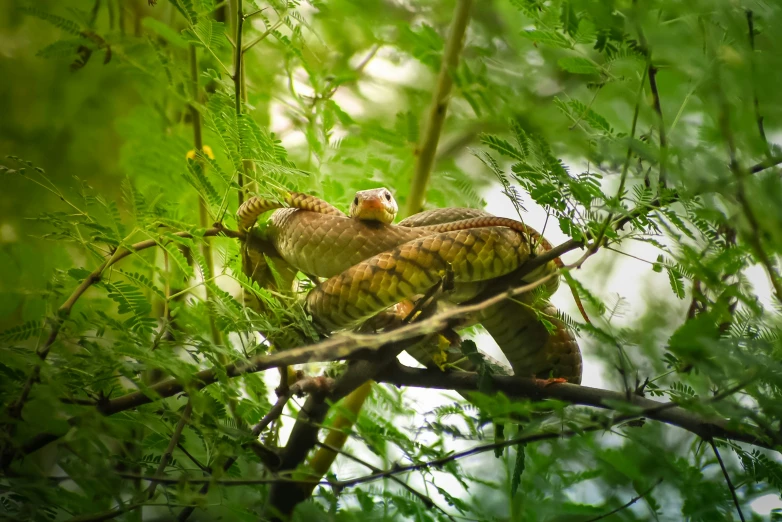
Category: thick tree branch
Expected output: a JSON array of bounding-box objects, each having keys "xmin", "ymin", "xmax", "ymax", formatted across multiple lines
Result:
[
  {"xmin": 376, "ymin": 364, "xmax": 774, "ymax": 450},
  {"xmin": 266, "ymin": 336, "xmax": 428, "ymax": 519}
]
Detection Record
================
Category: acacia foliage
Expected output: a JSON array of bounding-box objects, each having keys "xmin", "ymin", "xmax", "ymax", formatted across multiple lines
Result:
[{"xmin": 1, "ymin": 0, "xmax": 782, "ymax": 520}]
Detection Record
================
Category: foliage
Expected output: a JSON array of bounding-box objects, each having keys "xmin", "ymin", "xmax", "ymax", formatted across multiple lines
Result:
[{"xmin": 1, "ymin": 0, "xmax": 782, "ymax": 520}]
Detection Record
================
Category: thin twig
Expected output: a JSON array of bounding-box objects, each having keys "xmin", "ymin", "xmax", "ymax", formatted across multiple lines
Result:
[
  {"xmin": 592, "ymin": 66, "xmax": 646, "ymax": 248},
  {"xmin": 315, "ymin": 441, "xmax": 455, "ymax": 521},
  {"xmin": 147, "ymin": 401, "xmax": 193, "ymax": 498},
  {"xmin": 634, "ymin": 1, "xmax": 667, "ymax": 187},
  {"xmin": 176, "ymin": 389, "xmax": 293, "ymax": 520},
  {"xmin": 176, "ymin": 443, "xmax": 209, "ymax": 473},
  {"xmin": 746, "ymin": 10, "xmax": 771, "ymax": 159},
  {"xmin": 189, "ymin": 44, "xmax": 222, "ymax": 347},
  {"xmin": 749, "ymin": 155, "xmax": 782, "ymax": 173},
  {"xmin": 709, "ymin": 439, "xmax": 746, "ymax": 522},
  {"xmin": 233, "ymin": 0, "xmax": 246, "ymax": 204},
  {"xmin": 242, "ymin": 19, "xmax": 283, "ymax": 53},
  {"xmin": 404, "ymin": 0, "xmax": 473, "ymax": 217},
  {"xmin": 62, "ymin": 401, "xmax": 193, "ymax": 522},
  {"xmin": 583, "ymin": 478, "xmax": 663, "ymax": 522},
  {"xmin": 715, "ymin": 63, "xmax": 782, "ymax": 303}
]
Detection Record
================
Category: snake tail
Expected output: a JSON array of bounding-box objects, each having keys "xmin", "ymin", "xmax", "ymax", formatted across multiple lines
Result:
[{"xmin": 237, "ymin": 192, "xmax": 344, "ymax": 232}]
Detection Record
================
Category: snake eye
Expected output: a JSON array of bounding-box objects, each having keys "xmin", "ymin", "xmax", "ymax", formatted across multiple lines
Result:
[
  {"xmin": 353, "ymin": 197, "xmax": 359, "ymax": 206},
  {"xmin": 384, "ymin": 192, "xmax": 391, "ymax": 201}
]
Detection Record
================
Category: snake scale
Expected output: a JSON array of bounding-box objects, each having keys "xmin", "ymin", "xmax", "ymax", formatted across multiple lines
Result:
[{"xmin": 238, "ymin": 190, "xmax": 582, "ymax": 383}]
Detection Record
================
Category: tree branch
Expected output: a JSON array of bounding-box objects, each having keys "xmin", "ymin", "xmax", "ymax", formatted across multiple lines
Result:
[
  {"xmin": 710, "ymin": 440, "xmax": 746, "ymax": 522},
  {"xmin": 314, "ymin": 441, "xmax": 455, "ymax": 521},
  {"xmin": 634, "ymin": 1, "xmax": 667, "ymax": 187},
  {"xmin": 110, "ymin": 403, "xmax": 687, "ymax": 494},
  {"xmin": 376, "ymin": 364, "xmax": 774, "ymax": 450},
  {"xmin": 148, "ymin": 401, "xmax": 193, "ymax": 498},
  {"xmin": 749, "ymin": 155, "xmax": 782, "ymax": 174},
  {"xmin": 176, "ymin": 388, "xmax": 293, "ymax": 520},
  {"xmin": 404, "ymin": 0, "xmax": 473, "ymax": 217},
  {"xmin": 266, "ymin": 338, "xmax": 426, "ymax": 518},
  {"xmin": 715, "ymin": 59, "xmax": 782, "ymax": 304},
  {"xmin": 584, "ymin": 478, "xmax": 663, "ymax": 522}
]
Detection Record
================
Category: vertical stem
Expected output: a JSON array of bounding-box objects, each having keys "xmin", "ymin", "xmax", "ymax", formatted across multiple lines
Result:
[
  {"xmin": 633, "ymin": 1, "xmax": 666, "ymax": 188},
  {"xmin": 404, "ymin": 0, "xmax": 473, "ymax": 217},
  {"xmin": 647, "ymin": 64, "xmax": 667, "ymax": 187},
  {"xmin": 233, "ymin": 0, "xmax": 246, "ymax": 205},
  {"xmin": 146, "ymin": 401, "xmax": 193, "ymax": 499},
  {"xmin": 189, "ymin": 45, "xmax": 222, "ymax": 347},
  {"xmin": 746, "ymin": 10, "xmax": 770, "ymax": 159}
]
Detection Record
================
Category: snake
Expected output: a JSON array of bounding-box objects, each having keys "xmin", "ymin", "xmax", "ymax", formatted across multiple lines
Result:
[{"xmin": 238, "ymin": 189, "xmax": 582, "ymax": 383}]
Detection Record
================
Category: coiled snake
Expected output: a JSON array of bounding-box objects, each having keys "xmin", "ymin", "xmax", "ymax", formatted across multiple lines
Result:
[{"xmin": 238, "ymin": 189, "xmax": 582, "ymax": 383}]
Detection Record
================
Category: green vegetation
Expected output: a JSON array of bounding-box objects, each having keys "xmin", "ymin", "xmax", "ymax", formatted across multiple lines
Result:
[{"xmin": 1, "ymin": 0, "xmax": 781, "ymax": 520}]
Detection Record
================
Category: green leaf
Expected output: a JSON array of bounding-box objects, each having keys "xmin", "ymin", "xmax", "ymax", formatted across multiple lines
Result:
[
  {"xmin": 20, "ymin": 7, "xmax": 82, "ymax": 36},
  {"xmin": 520, "ymin": 30, "xmax": 572, "ymax": 49},
  {"xmin": 480, "ymin": 134, "xmax": 525, "ymax": 161},
  {"xmin": 167, "ymin": 0, "xmax": 198, "ymax": 25},
  {"xmin": 558, "ymin": 56, "xmax": 600, "ymax": 75},
  {"xmin": 182, "ymin": 20, "xmax": 228, "ymax": 52},
  {"xmin": 143, "ymin": 18, "xmax": 188, "ymax": 49},
  {"xmin": 35, "ymin": 38, "xmax": 93, "ymax": 59},
  {"xmin": 666, "ymin": 265, "xmax": 686, "ymax": 299},
  {"xmin": 566, "ymin": 99, "xmax": 613, "ymax": 134},
  {"xmin": 0, "ymin": 320, "xmax": 43, "ymax": 342}
]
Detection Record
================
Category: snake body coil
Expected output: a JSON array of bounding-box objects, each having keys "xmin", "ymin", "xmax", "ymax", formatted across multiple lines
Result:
[{"xmin": 238, "ymin": 192, "xmax": 581, "ymax": 382}]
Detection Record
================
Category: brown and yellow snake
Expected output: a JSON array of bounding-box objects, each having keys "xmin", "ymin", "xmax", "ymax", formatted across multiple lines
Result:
[{"xmin": 237, "ymin": 189, "xmax": 582, "ymax": 383}]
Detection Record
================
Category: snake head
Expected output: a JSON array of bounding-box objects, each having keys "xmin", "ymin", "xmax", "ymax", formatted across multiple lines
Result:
[{"xmin": 349, "ymin": 188, "xmax": 398, "ymax": 224}]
